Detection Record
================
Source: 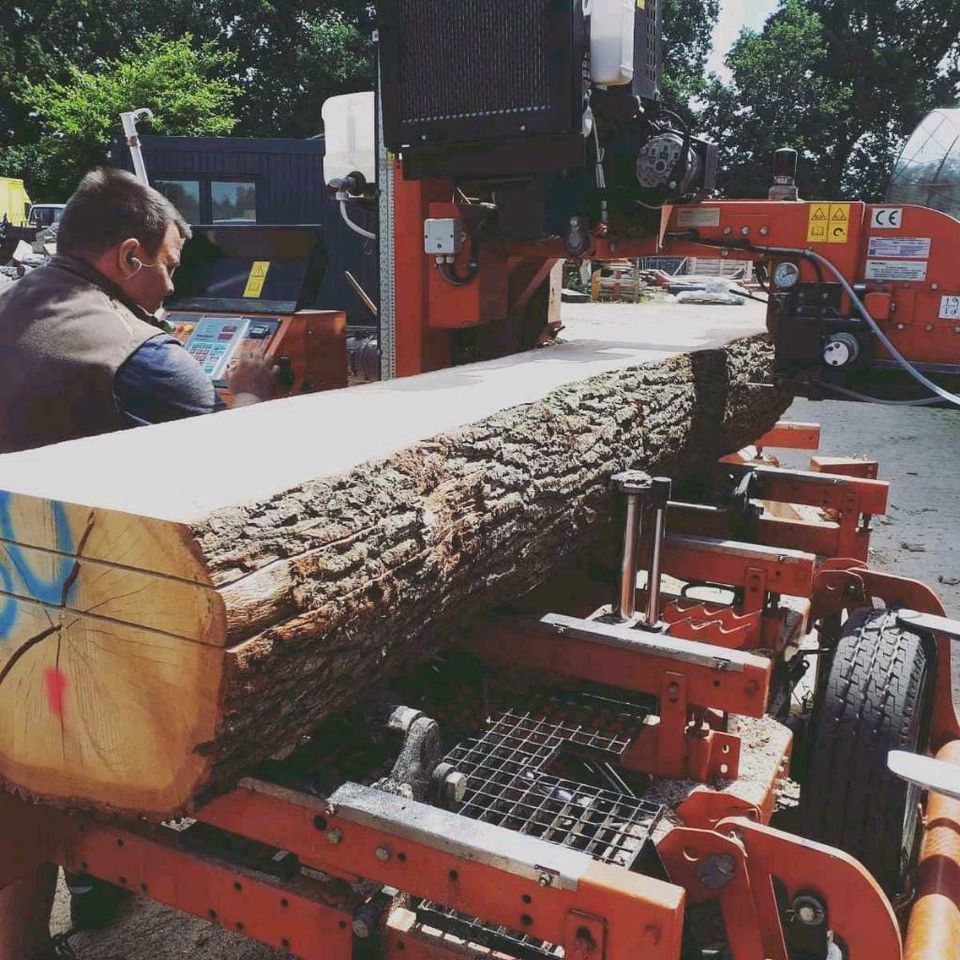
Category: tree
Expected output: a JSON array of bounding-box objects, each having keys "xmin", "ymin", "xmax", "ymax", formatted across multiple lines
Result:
[
  {"xmin": 0, "ymin": 2, "xmax": 374, "ymax": 194},
  {"xmin": 701, "ymin": 0, "xmax": 960, "ymax": 200},
  {"xmin": 660, "ymin": 0, "xmax": 720, "ymax": 125},
  {"xmin": 16, "ymin": 35, "xmax": 239, "ymax": 197}
]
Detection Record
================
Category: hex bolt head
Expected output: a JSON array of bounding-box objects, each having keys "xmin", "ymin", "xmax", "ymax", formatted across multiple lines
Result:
[
  {"xmin": 375, "ymin": 845, "xmax": 391, "ymax": 862},
  {"xmin": 443, "ymin": 771, "xmax": 468, "ymax": 805},
  {"xmin": 538, "ymin": 872, "xmax": 552, "ymax": 887},
  {"xmin": 326, "ymin": 828, "xmax": 343, "ymax": 845}
]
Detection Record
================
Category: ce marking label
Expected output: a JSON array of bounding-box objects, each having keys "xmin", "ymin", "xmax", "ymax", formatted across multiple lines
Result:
[{"xmin": 871, "ymin": 207, "xmax": 903, "ymax": 229}]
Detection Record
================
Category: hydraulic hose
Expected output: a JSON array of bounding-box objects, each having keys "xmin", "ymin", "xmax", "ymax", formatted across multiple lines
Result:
[
  {"xmin": 679, "ymin": 232, "xmax": 960, "ymax": 410},
  {"xmin": 339, "ymin": 199, "xmax": 376, "ymax": 241}
]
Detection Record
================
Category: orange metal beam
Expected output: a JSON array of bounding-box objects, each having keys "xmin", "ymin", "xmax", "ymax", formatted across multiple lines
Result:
[
  {"xmin": 756, "ymin": 422, "xmax": 822, "ymax": 451},
  {"xmin": 458, "ymin": 615, "xmax": 771, "ymax": 718}
]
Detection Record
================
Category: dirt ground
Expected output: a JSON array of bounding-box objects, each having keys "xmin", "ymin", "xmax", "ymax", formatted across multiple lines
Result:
[{"xmin": 47, "ymin": 310, "xmax": 960, "ymax": 960}]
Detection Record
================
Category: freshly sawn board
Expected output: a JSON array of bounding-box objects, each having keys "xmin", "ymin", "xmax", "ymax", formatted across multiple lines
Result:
[{"xmin": 0, "ymin": 314, "xmax": 791, "ymax": 817}]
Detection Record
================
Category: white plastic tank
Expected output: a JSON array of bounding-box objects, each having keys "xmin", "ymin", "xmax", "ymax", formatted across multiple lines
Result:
[
  {"xmin": 590, "ymin": 0, "xmax": 636, "ymax": 86},
  {"xmin": 321, "ymin": 91, "xmax": 376, "ymax": 185}
]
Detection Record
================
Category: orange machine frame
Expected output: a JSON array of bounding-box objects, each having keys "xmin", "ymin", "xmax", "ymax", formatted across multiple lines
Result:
[{"xmin": 3, "ymin": 422, "xmax": 953, "ymax": 960}]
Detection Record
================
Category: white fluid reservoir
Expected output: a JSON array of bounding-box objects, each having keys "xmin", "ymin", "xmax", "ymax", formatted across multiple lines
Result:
[
  {"xmin": 321, "ymin": 91, "xmax": 376, "ymax": 185},
  {"xmin": 590, "ymin": 0, "xmax": 636, "ymax": 86}
]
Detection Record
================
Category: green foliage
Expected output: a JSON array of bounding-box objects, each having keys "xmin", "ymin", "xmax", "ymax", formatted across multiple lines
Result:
[
  {"xmin": 660, "ymin": 0, "xmax": 720, "ymax": 124},
  {"xmin": 13, "ymin": 35, "xmax": 238, "ymax": 197},
  {"xmin": 701, "ymin": 0, "xmax": 960, "ymax": 200},
  {"xmin": 0, "ymin": 2, "xmax": 373, "ymax": 196}
]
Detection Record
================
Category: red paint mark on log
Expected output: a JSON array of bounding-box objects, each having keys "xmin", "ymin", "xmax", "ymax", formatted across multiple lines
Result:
[{"xmin": 44, "ymin": 668, "xmax": 67, "ymax": 716}]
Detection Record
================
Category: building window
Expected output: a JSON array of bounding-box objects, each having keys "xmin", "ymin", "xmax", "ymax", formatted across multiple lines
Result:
[
  {"xmin": 155, "ymin": 179, "xmax": 201, "ymax": 223},
  {"xmin": 211, "ymin": 180, "xmax": 257, "ymax": 223}
]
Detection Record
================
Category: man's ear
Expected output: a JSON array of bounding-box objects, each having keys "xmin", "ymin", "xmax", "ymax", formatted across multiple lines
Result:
[{"xmin": 117, "ymin": 238, "xmax": 141, "ymax": 276}]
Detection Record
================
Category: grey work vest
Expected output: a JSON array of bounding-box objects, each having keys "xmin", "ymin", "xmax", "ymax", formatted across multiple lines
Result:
[{"xmin": 0, "ymin": 256, "xmax": 162, "ymax": 454}]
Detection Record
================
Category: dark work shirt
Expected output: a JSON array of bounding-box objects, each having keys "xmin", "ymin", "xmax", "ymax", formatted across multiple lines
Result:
[{"xmin": 115, "ymin": 334, "xmax": 225, "ymax": 426}]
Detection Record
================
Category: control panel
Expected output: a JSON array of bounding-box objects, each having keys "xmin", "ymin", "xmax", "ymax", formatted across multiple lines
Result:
[{"xmin": 168, "ymin": 313, "xmax": 280, "ymax": 385}]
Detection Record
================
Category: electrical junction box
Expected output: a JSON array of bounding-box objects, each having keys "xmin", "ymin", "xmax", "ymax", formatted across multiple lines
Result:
[{"xmin": 424, "ymin": 218, "xmax": 464, "ymax": 257}]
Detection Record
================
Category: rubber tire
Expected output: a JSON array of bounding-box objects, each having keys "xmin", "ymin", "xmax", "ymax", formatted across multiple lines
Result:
[{"xmin": 800, "ymin": 607, "xmax": 932, "ymax": 898}]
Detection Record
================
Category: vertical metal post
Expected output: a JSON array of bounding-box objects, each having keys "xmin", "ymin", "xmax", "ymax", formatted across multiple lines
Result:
[
  {"xmin": 119, "ymin": 109, "xmax": 154, "ymax": 187},
  {"xmin": 611, "ymin": 472, "xmax": 653, "ymax": 622},
  {"xmin": 375, "ymin": 32, "xmax": 397, "ymax": 381},
  {"xmin": 644, "ymin": 477, "xmax": 672, "ymax": 626}
]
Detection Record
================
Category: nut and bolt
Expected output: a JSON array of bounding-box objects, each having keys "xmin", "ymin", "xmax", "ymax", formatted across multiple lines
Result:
[
  {"xmin": 326, "ymin": 828, "xmax": 343, "ymax": 845},
  {"xmin": 375, "ymin": 845, "xmax": 391, "ymax": 862},
  {"xmin": 442, "ymin": 771, "xmax": 468, "ymax": 806},
  {"xmin": 538, "ymin": 872, "xmax": 553, "ymax": 888}
]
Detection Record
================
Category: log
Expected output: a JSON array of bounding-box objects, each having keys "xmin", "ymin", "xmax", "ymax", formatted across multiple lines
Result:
[{"xmin": 0, "ymin": 307, "xmax": 792, "ymax": 816}]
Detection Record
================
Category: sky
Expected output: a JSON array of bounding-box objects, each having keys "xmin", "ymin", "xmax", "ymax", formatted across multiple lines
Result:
[{"xmin": 706, "ymin": 0, "xmax": 782, "ymax": 79}]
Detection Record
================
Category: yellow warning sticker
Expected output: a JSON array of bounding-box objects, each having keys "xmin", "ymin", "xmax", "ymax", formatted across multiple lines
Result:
[
  {"xmin": 243, "ymin": 260, "xmax": 270, "ymax": 298},
  {"xmin": 637, "ymin": 0, "xmax": 646, "ymax": 8},
  {"xmin": 828, "ymin": 203, "xmax": 850, "ymax": 244},
  {"xmin": 807, "ymin": 203, "xmax": 851, "ymax": 244},
  {"xmin": 807, "ymin": 204, "xmax": 829, "ymax": 243}
]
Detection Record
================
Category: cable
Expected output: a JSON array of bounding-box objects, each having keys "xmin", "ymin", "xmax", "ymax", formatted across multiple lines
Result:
[
  {"xmin": 799, "ymin": 246, "xmax": 960, "ymax": 409},
  {"xmin": 676, "ymin": 234, "xmax": 960, "ymax": 409},
  {"xmin": 821, "ymin": 383, "xmax": 943, "ymax": 406},
  {"xmin": 339, "ymin": 199, "xmax": 376, "ymax": 240}
]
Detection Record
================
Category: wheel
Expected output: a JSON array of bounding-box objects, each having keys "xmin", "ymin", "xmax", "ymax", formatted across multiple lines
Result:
[{"xmin": 800, "ymin": 608, "xmax": 933, "ymax": 897}]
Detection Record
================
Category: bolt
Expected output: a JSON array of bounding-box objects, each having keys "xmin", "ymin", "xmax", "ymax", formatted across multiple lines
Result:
[
  {"xmin": 538, "ymin": 872, "xmax": 553, "ymax": 888},
  {"xmin": 759, "ymin": 226, "xmax": 769, "ymax": 236},
  {"xmin": 932, "ymin": 283, "xmax": 940, "ymax": 291},
  {"xmin": 375, "ymin": 845, "xmax": 391, "ymax": 861},
  {"xmin": 926, "ymin": 324, "xmax": 934, "ymax": 332},
  {"xmin": 442, "ymin": 771, "xmax": 468, "ymax": 805},
  {"xmin": 353, "ymin": 918, "xmax": 372, "ymax": 939},
  {"xmin": 741, "ymin": 226, "xmax": 750, "ymax": 236},
  {"xmin": 722, "ymin": 226, "xmax": 732, "ymax": 236},
  {"xmin": 896, "ymin": 323, "xmax": 905, "ymax": 331},
  {"xmin": 326, "ymin": 828, "xmax": 343, "ymax": 845}
]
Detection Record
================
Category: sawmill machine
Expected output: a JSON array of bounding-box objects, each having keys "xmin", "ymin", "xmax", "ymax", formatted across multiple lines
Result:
[{"xmin": 4, "ymin": 5, "xmax": 960, "ymax": 960}]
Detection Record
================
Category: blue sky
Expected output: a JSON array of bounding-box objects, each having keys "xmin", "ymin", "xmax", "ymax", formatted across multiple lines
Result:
[{"xmin": 706, "ymin": 0, "xmax": 782, "ymax": 78}]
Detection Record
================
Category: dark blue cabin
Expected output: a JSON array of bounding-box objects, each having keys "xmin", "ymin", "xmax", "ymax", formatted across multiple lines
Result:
[{"xmin": 110, "ymin": 134, "xmax": 378, "ymax": 326}]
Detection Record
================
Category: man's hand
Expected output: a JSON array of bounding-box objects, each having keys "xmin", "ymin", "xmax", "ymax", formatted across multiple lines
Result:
[{"xmin": 226, "ymin": 354, "xmax": 279, "ymax": 407}]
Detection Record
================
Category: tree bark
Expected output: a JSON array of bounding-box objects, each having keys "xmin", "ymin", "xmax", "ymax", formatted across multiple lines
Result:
[{"xmin": 0, "ymin": 333, "xmax": 792, "ymax": 817}]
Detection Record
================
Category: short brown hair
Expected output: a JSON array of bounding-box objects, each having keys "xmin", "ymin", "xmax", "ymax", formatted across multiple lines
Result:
[{"xmin": 58, "ymin": 167, "xmax": 192, "ymax": 258}]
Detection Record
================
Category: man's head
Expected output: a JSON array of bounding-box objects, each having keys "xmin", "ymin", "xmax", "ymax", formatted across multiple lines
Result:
[{"xmin": 58, "ymin": 168, "xmax": 192, "ymax": 314}]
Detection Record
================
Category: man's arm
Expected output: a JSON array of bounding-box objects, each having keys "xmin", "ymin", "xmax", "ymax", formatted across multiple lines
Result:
[{"xmin": 114, "ymin": 334, "xmax": 224, "ymax": 425}]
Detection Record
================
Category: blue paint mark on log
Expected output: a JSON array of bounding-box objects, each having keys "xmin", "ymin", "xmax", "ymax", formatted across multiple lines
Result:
[{"xmin": 0, "ymin": 492, "xmax": 76, "ymax": 639}]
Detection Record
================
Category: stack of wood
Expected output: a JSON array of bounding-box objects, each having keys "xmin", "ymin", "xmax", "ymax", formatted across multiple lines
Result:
[
  {"xmin": 590, "ymin": 260, "xmax": 646, "ymax": 303},
  {"xmin": 0, "ymin": 321, "xmax": 791, "ymax": 818}
]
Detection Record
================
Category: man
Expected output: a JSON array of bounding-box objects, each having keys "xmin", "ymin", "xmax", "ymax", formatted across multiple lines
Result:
[
  {"xmin": 0, "ymin": 167, "xmax": 275, "ymax": 454},
  {"xmin": 0, "ymin": 168, "xmax": 276, "ymax": 958}
]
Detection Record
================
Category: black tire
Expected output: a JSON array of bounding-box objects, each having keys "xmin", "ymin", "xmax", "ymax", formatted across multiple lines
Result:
[{"xmin": 800, "ymin": 608, "xmax": 933, "ymax": 898}]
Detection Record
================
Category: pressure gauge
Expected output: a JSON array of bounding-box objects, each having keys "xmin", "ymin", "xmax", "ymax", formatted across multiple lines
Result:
[{"xmin": 773, "ymin": 262, "xmax": 801, "ymax": 289}]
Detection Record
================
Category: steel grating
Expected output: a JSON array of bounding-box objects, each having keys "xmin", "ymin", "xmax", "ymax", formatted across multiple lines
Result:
[
  {"xmin": 416, "ymin": 701, "xmax": 665, "ymax": 960},
  {"xmin": 443, "ymin": 708, "xmax": 663, "ymax": 869}
]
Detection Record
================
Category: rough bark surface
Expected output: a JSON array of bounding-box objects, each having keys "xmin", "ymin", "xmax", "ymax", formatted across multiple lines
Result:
[{"xmin": 198, "ymin": 334, "xmax": 792, "ymax": 791}]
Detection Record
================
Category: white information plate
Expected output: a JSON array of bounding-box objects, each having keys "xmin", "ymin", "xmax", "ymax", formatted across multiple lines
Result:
[
  {"xmin": 865, "ymin": 260, "xmax": 928, "ymax": 282},
  {"xmin": 867, "ymin": 237, "xmax": 931, "ymax": 259},
  {"xmin": 676, "ymin": 206, "xmax": 721, "ymax": 228}
]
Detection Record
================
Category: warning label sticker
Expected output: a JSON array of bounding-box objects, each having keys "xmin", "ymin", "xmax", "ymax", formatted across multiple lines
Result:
[
  {"xmin": 865, "ymin": 260, "xmax": 928, "ymax": 282},
  {"xmin": 940, "ymin": 296, "xmax": 960, "ymax": 320},
  {"xmin": 867, "ymin": 237, "xmax": 931, "ymax": 259},
  {"xmin": 676, "ymin": 206, "xmax": 721, "ymax": 228},
  {"xmin": 807, "ymin": 203, "xmax": 851, "ymax": 244},
  {"xmin": 243, "ymin": 260, "xmax": 271, "ymax": 298}
]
